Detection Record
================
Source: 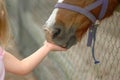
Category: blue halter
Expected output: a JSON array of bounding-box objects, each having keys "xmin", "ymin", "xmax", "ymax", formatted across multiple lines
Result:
[{"xmin": 55, "ymin": 0, "xmax": 108, "ymax": 64}]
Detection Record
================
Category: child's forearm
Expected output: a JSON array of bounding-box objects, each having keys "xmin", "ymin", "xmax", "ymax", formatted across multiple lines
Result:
[
  {"xmin": 4, "ymin": 41, "xmax": 65, "ymax": 75},
  {"xmin": 21, "ymin": 45, "xmax": 51, "ymax": 74},
  {"xmin": 4, "ymin": 45, "xmax": 51, "ymax": 75}
]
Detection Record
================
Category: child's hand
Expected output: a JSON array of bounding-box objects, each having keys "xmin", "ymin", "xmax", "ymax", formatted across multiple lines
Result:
[{"xmin": 44, "ymin": 41, "xmax": 67, "ymax": 51}]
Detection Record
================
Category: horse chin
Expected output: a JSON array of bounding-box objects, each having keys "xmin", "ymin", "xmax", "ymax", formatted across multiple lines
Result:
[
  {"xmin": 45, "ymin": 35, "xmax": 77, "ymax": 49},
  {"xmin": 65, "ymin": 36, "xmax": 77, "ymax": 48},
  {"xmin": 52, "ymin": 35, "xmax": 77, "ymax": 49}
]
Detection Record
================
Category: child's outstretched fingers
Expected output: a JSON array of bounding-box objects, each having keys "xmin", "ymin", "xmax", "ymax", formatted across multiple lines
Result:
[
  {"xmin": 54, "ymin": 45, "xmax": 67, "ymax": 51},
  {"xmin": 44, "ymin": 41, "xmax": 67, "ymax": 51}
]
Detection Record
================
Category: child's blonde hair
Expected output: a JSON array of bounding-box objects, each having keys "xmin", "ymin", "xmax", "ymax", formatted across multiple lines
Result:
[{"xmin": 0, "ymin": 0, "xmax": 9, "ymax": 47}]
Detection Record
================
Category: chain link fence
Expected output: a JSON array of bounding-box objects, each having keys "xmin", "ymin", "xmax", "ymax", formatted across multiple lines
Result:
[{"xmin": 5, "ymin": 0, "xmax": 120, "ymax": 80}]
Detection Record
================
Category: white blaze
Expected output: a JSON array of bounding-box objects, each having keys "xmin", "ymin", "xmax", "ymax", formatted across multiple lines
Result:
[
  {"xmin": 46, "ymin": 9, "xmax": 58, "ymax": 27},
  {"xmin": 46, "ymin": 0, "xmax": 64, "ymax": 27},
  {"xmin": 58, "ymin": 0, "xmax": 64, "ymax": 3}
]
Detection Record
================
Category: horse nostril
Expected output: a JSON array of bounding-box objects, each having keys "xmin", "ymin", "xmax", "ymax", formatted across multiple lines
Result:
[{"xmin": 52, "ymin": 28, "xmax": 61, "ymax": 39}]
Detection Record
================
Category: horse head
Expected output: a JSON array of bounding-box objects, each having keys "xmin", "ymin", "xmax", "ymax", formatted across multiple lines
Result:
[{"xmin": 44, "ymin": 0, "xmax": 119, "ymax": 48}]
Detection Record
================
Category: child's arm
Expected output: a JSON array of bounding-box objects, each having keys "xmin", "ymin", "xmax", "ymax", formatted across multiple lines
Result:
[{"xmin": 3, "ymin": 41, "xmax": 66, "ymax": 75}]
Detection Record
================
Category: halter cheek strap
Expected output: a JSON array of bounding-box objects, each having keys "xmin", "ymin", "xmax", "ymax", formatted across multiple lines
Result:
[{"xmin": 55, "ymin": 0, "xmax": 108, "ymax": 64}]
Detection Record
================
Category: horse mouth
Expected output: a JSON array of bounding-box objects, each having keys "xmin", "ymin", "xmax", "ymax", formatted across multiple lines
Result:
[
  {"xmin": 45, "ymin": 30, "xmax": 77, "ymax": 49},
  {"xmin": 57, "ymin": 36, "xmax": 77, "ymax": 48},
  {"xmin": 44, "ymin": 26, "xmax": 77, "ymax": 49}
]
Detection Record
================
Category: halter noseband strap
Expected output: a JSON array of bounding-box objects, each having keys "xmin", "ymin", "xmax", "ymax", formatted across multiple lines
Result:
[
  {"xmin": 55, "ymin": 0, "xmax": 108, "ymax": 64},
  {"xmin": 55, "ymin": 0, "xmax": 108, "ymax": 23}
]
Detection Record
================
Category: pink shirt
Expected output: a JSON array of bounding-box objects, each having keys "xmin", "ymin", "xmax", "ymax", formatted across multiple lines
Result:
[{"xmin": 0, "ymin": 47, "xmax": 5, "ymax": 80}]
